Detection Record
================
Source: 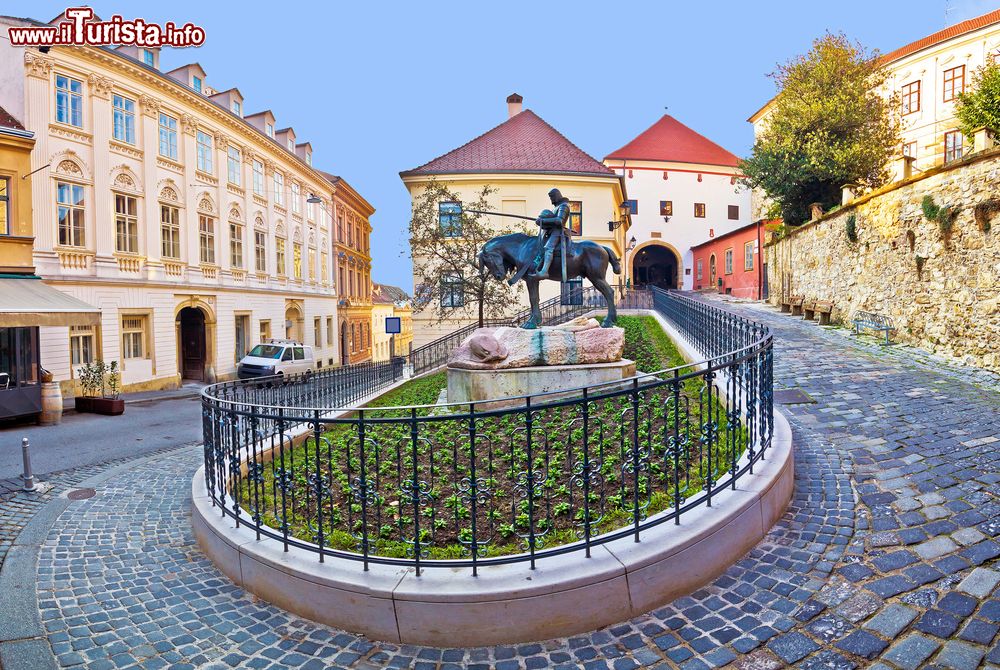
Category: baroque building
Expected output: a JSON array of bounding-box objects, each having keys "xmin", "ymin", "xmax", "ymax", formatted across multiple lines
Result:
[
  {"xmin": 371, "ymin": 283, "xmax": 413, "ymax": 362},
  {"xmin": 603, "ymin": 115, "xmax": 751, "ymax": 291},
  {"xmin": 0, "ymin": 12, "xmax": 374, "ymax": 391},
  {"xmin": 400, "ymin": 94, "xmax": 630, "ymax": 348}
]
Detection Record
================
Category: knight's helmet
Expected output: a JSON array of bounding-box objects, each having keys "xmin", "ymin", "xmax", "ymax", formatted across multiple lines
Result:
[{"xmin": 548, "ymin": 188, "xmax": 567, "ymax": 203}]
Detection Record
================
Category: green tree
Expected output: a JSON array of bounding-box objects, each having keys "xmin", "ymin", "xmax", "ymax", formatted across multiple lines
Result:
[
  {"xmin": 955, "ymin": 57, "xmax": 1000, "ymax": 137},
  {"xmin": 741, "ymin": 33, "xmax": 900, "ymax": 225},
  {"xmin": 408, "ymin": 180, "xmax": 525, "ymax": 327}
]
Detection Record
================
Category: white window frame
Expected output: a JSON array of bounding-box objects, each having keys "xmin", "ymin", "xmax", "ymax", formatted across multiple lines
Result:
[
  {"xmin": 160, "ymin": 204, "xmax": 180, "ymax": 259},
  {"xmin": 55, "ymin": 74, "xmax": 83, "ymax": 127},
  {"xmin": 196, "ymin": 130, "xmax": 214, "ymax": 173},
  {"xmin": 273, "ymin": 172, "xmax": 284, "ymax": 206},
  {"xmin": 227, "ymin": 146, "xmax": 241, "ymax": 186},
  {"xmin": 114, "ymin": 193, "xmax": 139, "ymax": 254},
  {"xmin": 56, "ymin": 181, "xmax": 86, "ymax": 247},
  {"xmin": 199, "ymin": 215, "xmax": 215, "ymax": 264},
  {"xmin": 121, "ymin": 315, "xmax": 147, "ymax": 360},
  {"xmin": 291, "ymin": 182, "xmax": 300, "ymax": 214},
  {"xmin": 112, "ymin": 94, "xmax": 136, "ymax": 144},
  {"xmin": 252, "ymin": 160, "xmax": 265, "ymax": 196},
  {"xmin": 230, "ymin": 221, "xmax": 244, "ymax": 268},
  {"xmin": 158, "ymin": 113, "xmax": 178, "ymax": 160}
]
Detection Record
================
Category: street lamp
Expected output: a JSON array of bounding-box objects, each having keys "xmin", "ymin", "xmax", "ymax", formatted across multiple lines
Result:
[
  {"xmin": 624, "ymin": 235, "xmax": 637, "ymax": 293},
  {"xmin": 607, "ymin": 201, "xmax": 631, "ymax": 232}
]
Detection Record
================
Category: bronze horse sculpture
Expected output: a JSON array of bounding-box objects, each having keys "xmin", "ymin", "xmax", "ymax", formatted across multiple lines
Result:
[{"xmin": 478, "ymin": 233, "xmax": 622, "ymax": 329}]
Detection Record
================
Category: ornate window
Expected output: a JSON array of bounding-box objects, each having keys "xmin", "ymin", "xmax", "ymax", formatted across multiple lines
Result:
[
  {"xmin": 56, "ymin": 182, "xmax": 86, "ymax": 247},
  {"xmin": 199, "ymin": 215, "xmax": 215, "ymax": 264},
  {"xmin": 70, "ymin": 325, "xmax": 96, "ymax": 366},
  {"xmin": 112, "ymin": 95, "xmax": 136, "ymax": 144},
  {"xmin": 252, "ymin": 160, "xmax": 265, "ymax": 196},
  {"xmin": 230, "ymin": 221, "xmax": 244, "ymax": 268},
  {"xmin": 121, "ymin": 315, "xmax": 147, "ymax": 359},
  {"xmin": 944, "ymin": 129, "xmax": 964, "ymax": 163},
  {"xmin": 114, "ymin": 193, "xmax": 139, "ymax": 254},
  {"xmin": 227, "ymin": 146, "xmax": 241, "ymax": 185},
  {"xmin": 439, "ymin": 201, "xmax": 462, "ymax": 237},
  {"xmin": 902, "ymin": 80, "xmax": 921, "ymax": 115},
  {"xmin": 160, "ymin": 204, "xmax": 180, "ymax": 258},
  {"xmin": 0, "ymin": 177, "xmax": 9, "ymax": 236},
  {"xmin": 275, "ymin": 237, "xmax": 287, "ymax": 276},
  {"xmin": 293, "ymin": 242, "xmax": 302, "ymax": 279},
  {"xmin": 254, "ymin": 229, "xmax": 266, "ymax": 273},
  {"xmin": 568, "ymin": 201, "xmax": 583, "ymax": 236},
  {"xmin": 943, "ymin": 65, "xmax": 965, "ymax": 102},
  {"xmin": 440, "ymin": 274, "xmax": 464, "ymax": 307},
  {"xmin": 196, "ymin": 131, "xmax": 214, "ymax": 173},
  {"xmin": 158, "ymin": 113, "xmax": 178, "ymax": 160},
  {"xmin": 55, "ymin": 74, "xmax": 83, "ymax": 127},
  {"xmin": 273, "ymin": 171, "xmax": 284, "ymax": 206}
]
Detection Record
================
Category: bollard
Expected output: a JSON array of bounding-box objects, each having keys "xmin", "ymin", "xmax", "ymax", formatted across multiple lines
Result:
[{"xmin": 21, "ymin": 437, "xmax": 35, "ymax": 492}]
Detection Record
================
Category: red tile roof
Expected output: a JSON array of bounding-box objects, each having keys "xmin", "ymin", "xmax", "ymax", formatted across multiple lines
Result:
[
  {"xmin": 401, "ymin": 110, "xmax": 615, "ymax": 177},
  {"xmin": 881, "ymin": 8, "xmax": 1000, "ymax": 64},
  {"xmin": 605, "ymin": 115, "xmax": 741, "ymax": 167},
  {"xmin": 0, "ymin": 106, "xmax": 25, "ymax": 131}
]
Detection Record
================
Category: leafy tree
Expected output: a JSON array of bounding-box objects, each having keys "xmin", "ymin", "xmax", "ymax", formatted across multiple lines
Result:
[
  {"xmin": 955, "ymin": 57, "xmax": 1000, "ymax": 137},
  {"xmin": 741, "ymin": 33, "xmax": 900, "ymax": 225},
  {"xmin": 408, "ymin": 180, "xmax": 526, "ymax": 327}
]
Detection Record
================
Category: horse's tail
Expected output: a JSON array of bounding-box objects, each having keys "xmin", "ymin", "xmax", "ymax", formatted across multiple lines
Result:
[{"xmin": 604, "ymin": 246, "xmax": 622, "ymax": 275}]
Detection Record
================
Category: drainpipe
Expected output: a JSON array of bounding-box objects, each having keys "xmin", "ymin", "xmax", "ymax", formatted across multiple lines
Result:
[{"xmin": 756, "ymin": 219, "xmax": 763, "ymax": 301}]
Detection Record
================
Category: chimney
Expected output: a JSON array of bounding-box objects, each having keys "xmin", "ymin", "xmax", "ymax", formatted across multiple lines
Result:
[{"xmin": 506, "ymin": 93, "xmax": 523, "ymax": 118}]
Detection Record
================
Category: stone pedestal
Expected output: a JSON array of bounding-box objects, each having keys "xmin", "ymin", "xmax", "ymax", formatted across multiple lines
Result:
[
  {"xmin": 446, "ymin": 318, "xmax": 634, "ymax": 408},
  {"xmin": 447, "ymin": 359, "xmax": 636, "ymax": 409}
]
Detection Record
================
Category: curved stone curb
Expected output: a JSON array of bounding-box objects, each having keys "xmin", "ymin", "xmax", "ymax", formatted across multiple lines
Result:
[{"xmin": 191, "ymin": 406, "xmax": 793, "ymax": 647}]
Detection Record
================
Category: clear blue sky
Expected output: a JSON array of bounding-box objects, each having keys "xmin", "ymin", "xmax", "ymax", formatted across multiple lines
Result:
[{"xmin": 8, "ymin": 0, "xmax": 996, "ymax": 289}]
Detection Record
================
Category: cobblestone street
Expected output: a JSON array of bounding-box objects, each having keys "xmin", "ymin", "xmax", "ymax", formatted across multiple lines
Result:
[{"xmin": 0, "ymin": 296, "xmax": 997, "ymax": 669}]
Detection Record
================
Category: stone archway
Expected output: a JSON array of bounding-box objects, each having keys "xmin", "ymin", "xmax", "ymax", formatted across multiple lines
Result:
[
  {"xmin": 284, "ymin": 302, "xmax": 304, "ymax": 341},
  {"xmin": 631, "ymin": 242, "xmax": 682, "ymax": 290},
  {"xmin": 173, "ymin": 298, "xmax": 217, "ymax": 384}
]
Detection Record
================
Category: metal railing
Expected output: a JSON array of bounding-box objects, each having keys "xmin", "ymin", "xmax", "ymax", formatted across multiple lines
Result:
[
  {"xmin": 407, "ymin": 284, "xmax": 651, "ymax": 375},
  {"xmin": 201, "ymin": 290, "xmax": 773, "ymax": 575}
]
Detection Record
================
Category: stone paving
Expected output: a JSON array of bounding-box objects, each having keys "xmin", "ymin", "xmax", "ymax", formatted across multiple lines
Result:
[{"xmin": 1, "ymin": 295, "xmax": 998, "ymax": 669}]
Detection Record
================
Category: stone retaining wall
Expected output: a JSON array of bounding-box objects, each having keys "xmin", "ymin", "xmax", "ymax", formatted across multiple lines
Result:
[{"xmin": 765, "ymin": 148, "xmax": 1000, "ymax": 372}]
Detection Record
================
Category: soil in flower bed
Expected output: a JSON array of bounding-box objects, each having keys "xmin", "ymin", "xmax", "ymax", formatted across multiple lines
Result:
[{"xmin": 237, "ymin": 316, "xmax": 750, "ymax": 559}]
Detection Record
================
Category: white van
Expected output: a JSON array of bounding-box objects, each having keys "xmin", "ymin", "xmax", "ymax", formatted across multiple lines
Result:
[{"xmin": 237, "ymin": 339, "xmax": 316, "ymax": 379}]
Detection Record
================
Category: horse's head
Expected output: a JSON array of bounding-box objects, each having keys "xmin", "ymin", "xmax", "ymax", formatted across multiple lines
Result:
[{"xmin": 478, "ymin": 247, "xmax": 507, "ymax": 281}]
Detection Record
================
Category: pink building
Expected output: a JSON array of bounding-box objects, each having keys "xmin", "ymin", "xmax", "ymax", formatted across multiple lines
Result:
[{"xmin": 690, "ymin": 221, "xmax": 771, "ymax": 299}]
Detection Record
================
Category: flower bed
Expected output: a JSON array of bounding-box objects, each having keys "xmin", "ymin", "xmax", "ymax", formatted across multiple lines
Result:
[{"xmin": 235, "ymin": 316, "xmax": 747, "ymax": 560}]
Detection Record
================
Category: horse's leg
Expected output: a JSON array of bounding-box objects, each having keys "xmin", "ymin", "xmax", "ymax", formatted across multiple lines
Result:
[
  {"xmin": 522, "ymin": 279, "xmax": 541, "ymax": 329},
  {"xmin": 591, "ymin": 269, "xmax": 617, "ymax": 327}
]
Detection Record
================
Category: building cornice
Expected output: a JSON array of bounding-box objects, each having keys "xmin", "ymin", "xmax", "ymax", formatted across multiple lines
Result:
[{"xmin": 35, "ymin": 44, "xmax": 336, "ymax": 195}]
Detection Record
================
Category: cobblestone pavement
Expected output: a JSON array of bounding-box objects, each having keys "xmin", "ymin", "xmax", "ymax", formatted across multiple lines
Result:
[{"xmin": 5, "ymin": 296, "xmax": 999, "ymax": 669}]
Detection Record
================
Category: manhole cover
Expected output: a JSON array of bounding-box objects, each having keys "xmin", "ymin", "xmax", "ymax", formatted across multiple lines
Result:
[
  {"xmin": 67, "ymin": 487, "xmax": 96, "ymax": 500},
  {"xmin": 773, "ymin": 388, "xmax": 816, "ymax": 405}
]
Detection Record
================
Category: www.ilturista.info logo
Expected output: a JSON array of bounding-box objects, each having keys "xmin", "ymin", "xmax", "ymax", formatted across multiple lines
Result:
[{"xmin": 8, "ymin": 7, "xmax": 205, "ymax": 48}]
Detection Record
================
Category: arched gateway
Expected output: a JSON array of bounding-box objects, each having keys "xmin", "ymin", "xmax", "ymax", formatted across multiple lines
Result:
[{"xmin": 631, "ymin": 241, "xmax": 682, "ymax": 290}]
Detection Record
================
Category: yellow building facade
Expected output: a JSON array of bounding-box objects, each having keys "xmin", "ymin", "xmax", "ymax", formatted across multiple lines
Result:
[
  {"xmin": 400, "ymin": 96, "xmax": 630, "ymax": 348},
  {"xmin": 371, "ymin": 283, "xmax": 413, "ymax": 361},
  {"xmin": 328, "ymin": 174, "xmax": 374, "ymax": 365},
  {"xmin": 0, "ymin": 14, "xmax": 375, "ymax": 391}
]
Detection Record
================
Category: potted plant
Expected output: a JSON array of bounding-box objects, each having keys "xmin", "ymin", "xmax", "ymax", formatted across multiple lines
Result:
[
  {"xmin": 74, "ymin": 361, "xmax": 99, "ymax": 413},
  {"xmin": 74, "ymin": 361, "xmax": 125, "ymax": 415}
]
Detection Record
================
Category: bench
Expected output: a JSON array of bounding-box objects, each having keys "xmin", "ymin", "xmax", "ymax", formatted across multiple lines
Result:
[
  {"xmin": 815, "ymin": 300, "xmax": 834, "ymax": 325},
  {"xmin": 802, "ymin": 299, "xmax": 816, "ymax": 320},
  {"xmin": 852, "ymin": 310, "xmax": 894, "ymax": 345},
  {"xmin": 788, "ymin": 295, "xmax": 804, "ymax": 316}
]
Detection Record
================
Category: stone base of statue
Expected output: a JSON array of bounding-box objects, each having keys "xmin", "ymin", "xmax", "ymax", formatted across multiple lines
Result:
[{"xmin": 446, "ymin": 317, "xmax": 635, "ymax": 408}]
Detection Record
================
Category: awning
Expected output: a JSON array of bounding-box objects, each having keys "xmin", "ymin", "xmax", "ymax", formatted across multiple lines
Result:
[{"xmin": 0, "ymin": 276, "xmax": 100, "ymax": 327}]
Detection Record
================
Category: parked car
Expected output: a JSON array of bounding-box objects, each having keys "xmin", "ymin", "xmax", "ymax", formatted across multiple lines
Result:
[{"xmin": 237, "ymin": 339, "xmax": 315, "ymax": 379}]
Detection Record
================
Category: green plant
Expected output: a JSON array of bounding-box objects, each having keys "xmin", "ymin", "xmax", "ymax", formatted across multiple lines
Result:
[
  {"xmin": 973, "ymin": 199, "xmax": 1000, "ymax": 232},
  {"xmin": 77, "ymin": 362, "xmax": 101, "ymax": 397},
  {"xmin": 845, "ymin": 214, "xmax": 858, "ymax": 243},
  {"xmin": 105, "ymin": 361, "xmax": 121, "ymax": 400},
  {"xmin": 739, "ymin": 33, "xmax": 900, "ymax": 225},
  {"xmin": 921, "ymin": 195, "xmax": 959, "ymax": 237},
  {"xmin": 955, "ymin": 56, "xmax": 1000, "ymax": 137}
]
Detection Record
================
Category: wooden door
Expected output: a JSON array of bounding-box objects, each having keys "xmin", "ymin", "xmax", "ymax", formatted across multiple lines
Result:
[{"xmin": 180, "ymin": 308, "xmax": 206, "ymax": 381}]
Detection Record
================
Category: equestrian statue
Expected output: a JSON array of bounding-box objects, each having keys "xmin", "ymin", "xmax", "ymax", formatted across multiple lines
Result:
[{"xmin": 472, "ymin": 188, "xmax": 622, "ymax": 329}]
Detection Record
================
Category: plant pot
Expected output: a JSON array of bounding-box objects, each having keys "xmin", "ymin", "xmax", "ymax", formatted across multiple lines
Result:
[
  {"xmin": 74, "ymin": 396, "xmax": 95, "ymax": 413},
  {"xmin": 91, "ymin": 398, "xmax": 125, "ymax": 416}
]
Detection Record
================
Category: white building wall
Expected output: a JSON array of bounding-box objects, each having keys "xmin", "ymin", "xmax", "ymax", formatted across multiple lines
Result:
[{"xmin": 606, "ymin": 161, "xmax": 751, "ymax": 289}]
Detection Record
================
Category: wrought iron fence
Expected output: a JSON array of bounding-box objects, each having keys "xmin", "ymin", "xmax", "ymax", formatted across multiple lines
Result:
[{"xmin": 202, "ymin": 290, "xmax": 773, "ymax": 575}]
